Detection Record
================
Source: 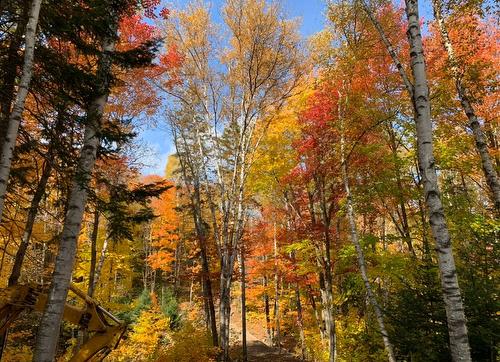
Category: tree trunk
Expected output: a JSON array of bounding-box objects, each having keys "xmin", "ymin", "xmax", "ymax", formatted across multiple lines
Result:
[
  {"xmin": 219, "ymin": 262, "xmax": 232, "ymax": 362},
  {"xmin": 341, "ymin": 143, "xmax": 396, "ymax": 362},
  {"xmin": 317, "ymin": 177, "xmax": 336, "ymax": 362},
  {"xmin": 240, "ymin": 245, "xmax": 247, "ymax": 362},
  {"xmin": 404, "ymin": 1, "xmax": 471, "ymax": 360},
  {"xmin": 387, "ymin": 122, "xmax": 415, "ymax": 256},
  {"xmin": 431, "ymin": 0, "xmax": 500, "ymax": 212},
  {"xmin": 264, "ymin": 275, "xmax": 272, "ymax": 342},
  {"xmin": 174, "ymin": 132, "xmax": 218, "ymax": 347},
  {"xmin": 295, "ymin": 283, "xmax": 306, "ymax": 360},
  {"xmin": 308, "ymin": 285, "xmax": 325, "ymax": 341},
  {"xmin": 8, "ymin": 159, "xmax": 52, "ymax": 286},
  {"xmin": 339, "ymin": 81, "xmax": 396, "ymax": 361},
  {"xmin": 87, "ymin": 209, "xmax": 100, "ymax": 297},
  {"xmin": 200, "ymin": 238, "xmax": 218, "ymax": 347},
  {"xmin": 8, "ymin": 105, "xmax": 65, "ymax": 287},
  {"xmin": 319, "ymin": 272, "xmax": 336, "ymax": 362},
  {"xmin": 190, "ymin": 196, "xmax": 218, "ymax": 346},
  {"xmin": 0, "ymin": 0, "xmax": 42, "ymax": 218},
  {"xmin": 93, "ymin": 237, "xmax": 109, "ymax": 292},
  {"xmin": 0, "ymin": 3, "xmax": 29, "ymax": 150},
  {"xmin": 272, "ymin": 221, "xmax": 281, "ymax": 351},
  {"xmin": 32, "ymin": 30, "xmax": 116, "ymax": 362}
]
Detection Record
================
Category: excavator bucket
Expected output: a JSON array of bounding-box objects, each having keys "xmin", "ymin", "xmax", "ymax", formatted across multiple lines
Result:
[{"xmin": 0, "ymin": 283, "xmax": 127, "ymax": 361}]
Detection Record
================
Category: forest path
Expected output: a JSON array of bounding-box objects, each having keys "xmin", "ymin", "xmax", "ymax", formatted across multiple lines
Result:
[{"xmin": 229, "ymin": 305, "xmax": 301, "ymax": 362}]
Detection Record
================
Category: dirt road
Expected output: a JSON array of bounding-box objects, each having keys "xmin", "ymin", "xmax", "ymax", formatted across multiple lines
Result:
[{"xmin": 230, "ymin": 308, "xmax": 302, "ymax": 362}]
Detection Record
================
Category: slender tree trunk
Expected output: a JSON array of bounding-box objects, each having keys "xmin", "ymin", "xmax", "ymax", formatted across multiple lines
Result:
[
  {"xmin": 32, "ymin": 29, "xmax": 116, "ymax": 362},
  {"xmin": 387, "ymin": 122, "xmax": 415, "ymax": 255},
  {"xmin": 202, "ymin": 278, "xmax": 210, "ymax": 330},
  {"xmin": 200, "ymin": 238, "xmax": 218, "ymax": 347},
  {"xmin": 308, "ymin": 286, "xmax": 325, "ymax": 341},
  {"xmin": 0, "ymin": 3, "xmax": 28, "ymax": 148},
  {"xmin": 240, "ymin": 245, "xmax": 247, "ymax": 362},
  {"xmin": 404, "ymin": 1, "xmax": 471, "ymax": 360},
  {"xmin": 8, "ymin": 160, "xmax": 52, "ymax": 286},
  {"xmin": 317, "ymin": 177, "xmax": 336, "ymax": 362},
  {"xmin": 319, "ymin": 271, "xmax": 336, "ymax": 362},
  {"xmin": 219, "ymin": 260, "xmax": 232, "ymax": 362},
  {"xmin": 173, "ymin": 240, "xmax": 182, "ymax": 297},
  {"xmin": 8, "ymin": 106, "xmax": 65, "ymax": 287},
  {"xmin": 87, "ymin": 209, "xmax": 100, "ymax": 297},
  {"xmin": 431, "ymin": 0, "xmax": 500, "ymax": 211},
  {"xmin": 264, "ymin": 275, "xmax": 272, "ymax": 342},
  {"xmin": 341, "ymin": 136, "xmax": 396, "ymax": 362},
  {"xmin": 295, "ymin": 283, "xmax": 306, "ymax": 360},
  {"xmin": 190, "ymin": 194, "xmax": 218, "ymax": 346},
  {"xmin": 174, "ymin": 132, "xmax": 218, "ymax": 347},
  {"xmin": 93, "ymin": 237, "xmax": 109, "ymax": 292},
  {"xmin": 339, "ymin": 81, "xmax": 396, "ymax": 361},
  {"xmin": 0, "ymin": 0, "xmax": 42, "ymax": 219},
  {"xmin": 272, "ymin": 221, "xmax": 281, "ymax": 351}
]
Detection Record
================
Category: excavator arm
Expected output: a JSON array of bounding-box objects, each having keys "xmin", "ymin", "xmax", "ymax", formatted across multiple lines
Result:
[{"xmin": 0, "ymin": 283, "xmax": 126, "ymax": 361}]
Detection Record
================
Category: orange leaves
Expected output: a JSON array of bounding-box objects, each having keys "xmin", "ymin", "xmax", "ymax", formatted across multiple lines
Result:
[
  {"xmin": 148, "ymin": 251, "xmax": 175, "ymax": 272},
  {"xmin": 146, "ymin": 177, "xmax": 179, "ymax": 272}
]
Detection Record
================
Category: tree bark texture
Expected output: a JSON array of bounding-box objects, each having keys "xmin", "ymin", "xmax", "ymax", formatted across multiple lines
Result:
[
  {"xmin": 431, "ymin": 0, "xmax": 500, "ymax": 212},
  {"xmin": 32, "ymin": 31, "xmax": 116, "ymax": 362},
  {"xmin": 0, "ymin": 0, "xmax": 42, "ymax": 218},
  {"xmin": 404, "ymin": 1, "xmax": 471, "ymax": 360}
]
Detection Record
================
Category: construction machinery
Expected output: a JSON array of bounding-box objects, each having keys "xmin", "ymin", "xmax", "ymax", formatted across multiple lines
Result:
[{"xmin": 0, "ymin": 283, "xmax": 126, "ymax": 361}]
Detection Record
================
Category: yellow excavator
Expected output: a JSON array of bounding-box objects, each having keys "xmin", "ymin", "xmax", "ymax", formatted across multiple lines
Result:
[{"xmin": 0, "ymin": 283, "xmax": 127, "ymax": 361}]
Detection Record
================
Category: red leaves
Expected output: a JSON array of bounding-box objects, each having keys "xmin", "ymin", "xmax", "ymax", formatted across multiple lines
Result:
[
  {"xmin": 158, "ymin": 45, "xmax": 185, "ymax": 88},
  {"xmin": 141, "ymin": 0, "xmax": 160, "ymax": 18},
  {"xmin": 160, "ymin": 7, "xmax": 170, "ymax": 20},
  {"xmin": 160, "ymin": 45, "xmax": 184, "ymax": 69},
  {"xmin": 118, "ymin": 14, "xmax": 156, "ymax": 51}
]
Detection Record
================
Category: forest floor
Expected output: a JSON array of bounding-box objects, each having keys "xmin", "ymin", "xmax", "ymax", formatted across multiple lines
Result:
[{"xmin": 229, "ymin": 304, "xmax": 301, "ymax": 361}]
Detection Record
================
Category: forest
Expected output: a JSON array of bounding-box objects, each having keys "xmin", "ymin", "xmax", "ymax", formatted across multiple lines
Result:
[{"xmin": 0, "ymin": 0, "xmax": 497, "ymax": 361}]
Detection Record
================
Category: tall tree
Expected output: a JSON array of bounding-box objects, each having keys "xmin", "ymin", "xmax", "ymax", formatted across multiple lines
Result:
[
  {"xmin": 32, "ymin": 1, "xmax": 160, "ymax": 359},
  {"xmin": 357, "ymin": 1, "xmax": 472, "ymax": 359},
  {"xmin": 0, "ymin": 0, "xmax": 42, "ymax": 218},
  {"xmin": 431, "ymin": 0, "xmax": 500, "ymax": 212},
  {"xmin": 403, "ymin": 0, "xmax": 472, "ymax": 359},
  {"xmin": 32, "ymin": 19, "xmax": 118, "ymax": 362}
]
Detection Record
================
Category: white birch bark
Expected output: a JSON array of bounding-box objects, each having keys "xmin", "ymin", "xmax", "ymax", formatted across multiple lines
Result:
[
  {"xmin": 404, "ymin": 1, "xmax": 471, "ymax": 360},
  {"xmin": 361, "ymin": 2, "xmax": 472, "ymax": 359},
  {"xmin": 431, "ymin": 0, "xmax": 500, "ymax": 211},
  {"xmin": 92, "ymin": 237, "xmax": 109, "ymax": 292},
  {"xmin": 0, "ymin": 0, "xmax": 42, "ymax": 218},
  {"xmin": 32, "ymin": 33, "xmax": 116, "ymax": 362}
]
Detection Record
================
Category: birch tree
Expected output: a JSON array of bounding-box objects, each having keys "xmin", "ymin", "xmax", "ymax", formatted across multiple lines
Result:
[
  {"xmin": 32, "ymin": 11, "xmax": 118, "ymax": 362},
  {"xmin": 431, "ymin": 0, "xmax": 500, "ymax": 212},
  {"xmin": 0, "ymin": 0, "xmax": 42, "ymax": 218},
  {"xmin": 403, "ymin": 1, "xmax": 471, "ymax": 358},
  {"xmin": 354, "ymin": 1, "xmax": 472, "ymax": 359}
]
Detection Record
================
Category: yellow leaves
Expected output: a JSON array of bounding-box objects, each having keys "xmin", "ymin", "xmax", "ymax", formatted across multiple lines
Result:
[
  {"xmin": 111, "ymin": 305, "xmax": 170, "ymax": 361},
  {"xmin": 248, "ymin": 83, "xmax": 311, "ymax": 196},
  {"xmin": 309, "ymin": 29, "xmax": 336, "ymax": 66},
  {"xmin": 175, "ymin": 2, "xmax": 211, "ymax": 51},
  {"xmin": 157, "ymin": 321, "xmax": 219, "ymax": 362},
  {"xmin": 2, "ymin": 345, "xmax": 32, "ymax": 362}
]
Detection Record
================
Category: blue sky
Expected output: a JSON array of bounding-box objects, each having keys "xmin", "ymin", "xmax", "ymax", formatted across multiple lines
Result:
[{"xmin": 139, "ymin": 0, "xmax": 327, "ymax": 176}]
